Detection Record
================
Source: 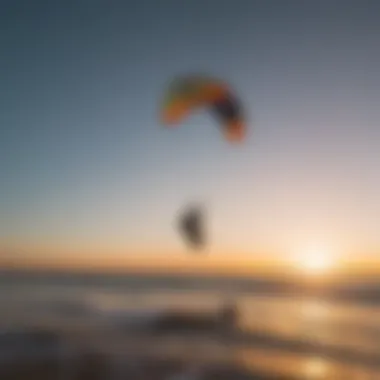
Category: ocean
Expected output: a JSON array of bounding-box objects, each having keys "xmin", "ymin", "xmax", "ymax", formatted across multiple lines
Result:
[{"xmin": 0, "ymin": 270, "xmax": 380, "ymax": 379}]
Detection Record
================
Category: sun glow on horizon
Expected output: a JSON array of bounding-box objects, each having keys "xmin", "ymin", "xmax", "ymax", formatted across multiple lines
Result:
[{"xmin": 292, "ymin": 244, "xmax": 336, "ymax": 276}]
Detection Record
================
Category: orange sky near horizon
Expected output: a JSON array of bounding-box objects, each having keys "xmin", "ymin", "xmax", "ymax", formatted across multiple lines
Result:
[{"xmin": 1, "ymin": 244, "xmax": 380, "ymax": 281}]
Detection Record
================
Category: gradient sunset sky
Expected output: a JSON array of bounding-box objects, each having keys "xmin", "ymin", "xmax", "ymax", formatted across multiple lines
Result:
[{"xmin": 1, "ymin": 0, "xmax": 379, "ymax": 270}]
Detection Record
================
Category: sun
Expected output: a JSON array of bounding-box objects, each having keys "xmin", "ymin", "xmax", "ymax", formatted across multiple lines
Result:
[
  {"xmin": 301, "ymin": 253, "xmax": 332, "ymax": 273},
  {"xmin": 293, "ymin": 245, "xmax": 335, "ymax": 275}
]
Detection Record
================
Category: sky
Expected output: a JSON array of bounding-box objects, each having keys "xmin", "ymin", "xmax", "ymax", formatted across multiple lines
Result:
[{"xmin": 1, "ymin": 0, "xmax": 380, "ymax": 270}]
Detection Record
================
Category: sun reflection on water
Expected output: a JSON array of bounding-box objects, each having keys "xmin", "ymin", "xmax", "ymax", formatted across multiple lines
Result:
[{"xmin": 303, "ymin": 357, "xmax": 328, "ymax": 379}]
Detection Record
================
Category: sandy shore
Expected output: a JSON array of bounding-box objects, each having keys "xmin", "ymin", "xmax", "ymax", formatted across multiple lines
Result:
[
  {"xmin": 0, "ymin": 323, "xmax": 300, "ymax": 380},
  {"xmin": 1, "ymin": 312, "xmax": 378, "ymax": 380},
  {"xmin": 0, "ymin": 352, "xmax": 297, "ymax": 380}
]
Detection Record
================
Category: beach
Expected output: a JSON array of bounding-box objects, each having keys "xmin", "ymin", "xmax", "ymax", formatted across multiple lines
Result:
[{"xmin": 0, "ymin": 271, "xmax": 379, "ymax": 379}]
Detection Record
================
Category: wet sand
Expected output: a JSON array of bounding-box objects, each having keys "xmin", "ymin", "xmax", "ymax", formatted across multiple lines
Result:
[
  {"xmin": 0, "ymin": 323, "xmax": 298, "ymax": 380},
  {"xmin": 2, "ymin": 321, "xmax": 377, "ymax": 380},
  {"xmin": 0, "ymin": 352, "xmax": 298, "ymax": 380}
]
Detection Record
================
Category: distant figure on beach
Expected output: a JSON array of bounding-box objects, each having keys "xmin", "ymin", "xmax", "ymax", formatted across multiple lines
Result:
[{"xmin": 219, "ymin": 299, "xmax": 239, "ymax": 327}]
